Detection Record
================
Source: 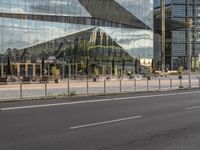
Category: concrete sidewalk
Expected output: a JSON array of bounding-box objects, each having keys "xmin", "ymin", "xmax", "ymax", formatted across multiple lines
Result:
[{"xmin": 0, "ymin": 76, "xmax": 199, "ymax": 102}]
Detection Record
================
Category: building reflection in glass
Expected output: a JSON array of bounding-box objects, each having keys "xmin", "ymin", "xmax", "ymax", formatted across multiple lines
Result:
[{"xmin": 0, "ymin": 0, "xmax": 153, "ymax": 78}]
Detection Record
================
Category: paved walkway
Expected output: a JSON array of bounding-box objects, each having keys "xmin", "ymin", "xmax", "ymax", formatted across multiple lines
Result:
[{"xmin": 0, "ymin": 75, "xmax": 199, "ymax": 101}]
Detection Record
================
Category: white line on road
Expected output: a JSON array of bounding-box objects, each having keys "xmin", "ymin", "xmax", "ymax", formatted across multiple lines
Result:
[
  {"xmin": 1, "ymin": 91, "xmax": 200, "ymax": 111},
  {"xmin": 69, "ymin": 115, "xmax": 142, "ymax": 130},
  {"xmin": 185, "ymin": 106, "xmax": 200, "ymax": 110},
  {"xmin": 0, "ymin": 98, "xmax": 111, "ymax": 111}
]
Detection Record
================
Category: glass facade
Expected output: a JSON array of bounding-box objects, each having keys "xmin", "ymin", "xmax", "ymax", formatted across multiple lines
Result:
[
  {"xmin": 0, "ymin": 0, "xmax": 153, "ymax": 77},
  {"xmin": 154, "ymin": 0, "xmax": 171, "ymax": 8},
  {"xmin": 154, "ymin": 0, "xmax": 200, "ymax": 70}
]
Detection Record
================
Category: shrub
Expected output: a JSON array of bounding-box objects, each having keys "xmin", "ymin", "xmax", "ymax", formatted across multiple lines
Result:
[
  {"xmin": 51, "ymin": 66, "xmax": 60, "ymax": 79},
  {"xmin": 178, "ymin": 66, "xmax": 184, "ymax": 75}
]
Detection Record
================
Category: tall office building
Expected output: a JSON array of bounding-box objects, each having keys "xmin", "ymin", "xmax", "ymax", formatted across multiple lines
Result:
[
  {"xmin": 0, "ymin": 0, "xmax": 153, "ymax": 77},
  {"xmin": 154, "ymin": 0, "xmax": 200, "ymax": 70}
]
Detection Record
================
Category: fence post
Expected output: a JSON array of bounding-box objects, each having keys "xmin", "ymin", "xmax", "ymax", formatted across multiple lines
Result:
[
  {"xmin": 147, "ymin": 78, "xmax": 149, "ymax": 91},
  {"xmin": 20, "ymin": 82, "xmax": 22, "ymax": 99},
  {"xmin": 159, "ymin": 79, "xmax": 161, "ymax": 91},
  {"xmin": 45, "ymin": 82, "xmax": 47, "ymax": 97},
  {"xmin": 199, "ymin": 78, "xmax": 200, "ymax": 89},
  {"xmin": 134, "ymin": 79, "xmax": 136, "ymax": 92},
  {"xmin": 68, "ymin": 80, "xmax": 70, "ymax": 96},
  {"xmin": 120, "ymin": 78, "xmax": 122, "ymax": 92},
  {"xmin": 104, "ymin": 79, "xmax": 106, "ymax": 93},
  {"xmin": 170, "ymin": 78, "xmax": 172, "ymax": 90},
  {"xmin": 87, "ymin": 78, "xmax": 89, "ymax": 95}
]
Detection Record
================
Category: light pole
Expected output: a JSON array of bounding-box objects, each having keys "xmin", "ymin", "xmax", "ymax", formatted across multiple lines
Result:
[
  {"xmin": 161, "ymin": 0, "xmax": 166, "ymax": 71},
  {"xmin": 186, "ymin": 19, "xmax": 193, "ymax": 88}
]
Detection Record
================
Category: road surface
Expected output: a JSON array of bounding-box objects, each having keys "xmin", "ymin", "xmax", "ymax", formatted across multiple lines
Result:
[{"xmin": 1, "ymin": 90, "xmax": 200, "ymax": 150}]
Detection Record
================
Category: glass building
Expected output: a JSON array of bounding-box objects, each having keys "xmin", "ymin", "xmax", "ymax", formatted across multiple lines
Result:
[
  {"xmin": 0, "ymin": 0, "xmax": 153, "ymax": 78},
  {"xmin": 154, "ymin": 0, "xmax": 200, "ymax": 70}
]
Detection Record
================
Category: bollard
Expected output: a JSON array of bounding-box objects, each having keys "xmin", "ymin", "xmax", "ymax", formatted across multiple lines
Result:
[
  {"xmin": 178, "ymin": 75, "xmax": 183, "ymax": 88},
  {"xmin": 159, "ymin": 79, "xmax": 161, "ymax": 91},
  {"xmin": 87, "ymin": 79, "xmax": 89, "ymax": 95},
  {"xmin": 104, "ymin": 79, "xmax": 106, "ymax": 93},
  {"xmin": 179, "ymin": 78, "xmax": 183, "ymax": 88},
  {"xmin": 147, "ymin": 78, "xmax": 149, "ymax": 91},
  {"xmin": 45, "ymin": 82, "xmax": 47, "ymax": 97},
  {"xmin": 170, "ymin": 78, "xmax": 172, "ymax": 90},
  {"xmin": 120, "ymin": 78, "xmax": 122, "ymax": 93},
  {"xmin": 20, "ymin": 82, "xmax": 22, "ymax": 99},
  {"xmin": 68, "ymin": 80, "xmax": 70, "ymax": 96}
]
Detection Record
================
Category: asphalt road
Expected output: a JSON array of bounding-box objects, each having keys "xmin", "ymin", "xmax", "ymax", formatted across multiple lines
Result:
[{"xmin": 1, "ymin": 90, "xmax": 200, "ymax": 150}]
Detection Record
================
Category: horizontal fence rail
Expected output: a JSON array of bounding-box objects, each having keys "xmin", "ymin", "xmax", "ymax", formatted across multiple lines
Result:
[{"xmin": 0, "ymin": 76, "xmax": 200, "ymax": 100}]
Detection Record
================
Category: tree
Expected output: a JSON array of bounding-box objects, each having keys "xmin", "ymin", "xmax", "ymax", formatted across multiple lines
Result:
[
  {"xmin": 6, "ymin": 55, "xmax": 12, "ymax": 76},
  {"xmin": 51, "ymin": 66, "xmax": 60, "ymax": 83}
]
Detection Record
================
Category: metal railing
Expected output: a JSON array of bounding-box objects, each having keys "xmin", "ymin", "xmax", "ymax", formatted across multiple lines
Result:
[{"xmin": 0, "ymin": 76, "xmax": 200, "ymax": 100}]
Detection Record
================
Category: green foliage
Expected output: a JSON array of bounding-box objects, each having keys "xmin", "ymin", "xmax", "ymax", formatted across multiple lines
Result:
[
  {"xmin": 178, "ymin": 66, "xmax": 184, "ymax": 75},
  {"xmin": 51, "ymin": 66, "xmax": 60, "ymax": 79},
  {"xmin": 94, "ymin": 67, "xmax": 99, "ymax": 76}
]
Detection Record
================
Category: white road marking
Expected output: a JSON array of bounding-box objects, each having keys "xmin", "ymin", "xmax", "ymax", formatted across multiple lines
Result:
[
  {"xmin": 69, "ymin": 115, "xmax": 142, "ymax": 130},
  {"xmin": 185, "ymin": 105, "xmax": 200, "ymax": 110},
  {"xmin": 0, "ymin": 99, "xmax": 111, "ymax": 111},
  {"xmin": 1, "ymin": 91, "xmax": 200, "ymax": 111}
]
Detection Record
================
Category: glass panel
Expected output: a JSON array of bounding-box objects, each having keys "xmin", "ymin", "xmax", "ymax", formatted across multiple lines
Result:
[
  {"xmin": 115, "ymin": 0, "xmax": 153, "ymax": 28},
  {"xmin": 102, "ymin": 27, "xmax": 153, "ymax": 59},
  {"xmin": 1, "ymin": 0, "xmax": 91, "ymax": 17},
  {"xmin": 0, "ymin": 0, "xmax": 154, "ymax": 74},
  {"xmin": 0, "ymin": 17, "xmax": 93, "ymax": 51}
]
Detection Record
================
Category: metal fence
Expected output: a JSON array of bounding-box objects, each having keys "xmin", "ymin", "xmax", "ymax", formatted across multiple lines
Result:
[{"xmin": 0, "ymin": 77, "xmax": 200, "ymax": 100}]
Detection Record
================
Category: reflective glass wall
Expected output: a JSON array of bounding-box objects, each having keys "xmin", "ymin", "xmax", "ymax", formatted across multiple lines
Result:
[
  {"xmin": 171, "ymin": 0, "xmax": 200, "ymax": 70},
  {"xmin": 0, "ymin": 0, "xmax": 153, "ymax": 76},
  {"xmin": 154, "ymin": 0, "xmax": 200, "ymax": 70}
]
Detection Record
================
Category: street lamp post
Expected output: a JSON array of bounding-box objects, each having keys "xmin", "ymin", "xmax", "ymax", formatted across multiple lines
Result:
[
  {"xmin": 187, "ymin": 19, "xmax": 193, "ymax": 88},
  {"xmin": 161, "ymin": 0, "xmax": 166, "ymax": 71}
]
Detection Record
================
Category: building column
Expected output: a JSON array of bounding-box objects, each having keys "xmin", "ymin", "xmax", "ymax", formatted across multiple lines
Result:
[
  {"xmin": 25, "ymin": 64, "xmax": 28, "ymax": 77},
  {"xmin": 121, "ymin": 65, "xmax": 123, "ymax": 77},
  {"xmin": 32, "ymin": 64, "xmax": 36, "ymax": 77},
  {"xmin": 75, "ymin": 63, "xmax": 78, "ymax": 77},
  {"xmin": 68, "ymin": 64, "xmax": 71, "ymax": 79},
  {"xmin": 102, "ymin": 65, "xmax": 105, "ymax": 76},
  {"xmin": 17, "ymin": 64, "xmax": 20, "ymax": 77},
  {"xmin": 110, "ymin": 62, "xmax": 112, "ymax": 76},
  {"xmin": 40, "ymin": 64, "xmax": 42, "ymax": 77},
  {"xmin": 115, "ymin": 66, "xmax": 117, "ymax": 77},
  {"xmin": 62, "ymin": 63, "xmax": 65, "ymax": 79},
  {"xmin": 48, "ymin": 64, "xmax": 50, "ymax": 76},
  {"xmin": 1, "ymin": 64, "xmax": 3, "ymax": 77}
]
